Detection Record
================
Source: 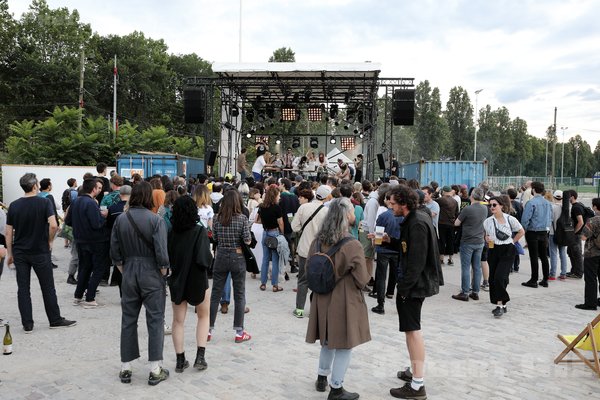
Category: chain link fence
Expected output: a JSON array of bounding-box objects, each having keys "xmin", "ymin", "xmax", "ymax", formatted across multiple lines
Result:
[{"xmin": 487, "ymin": 176, "xmax": 600, "ymax": 195}]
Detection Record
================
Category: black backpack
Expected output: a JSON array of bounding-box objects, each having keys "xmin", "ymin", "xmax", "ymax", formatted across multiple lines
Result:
[
  {"xmin": 61, "ymin": 188, "xmax": 75, "ymax": 212},
  {"xmin": 581, "ymin": 203, "xmax": 595, "ymax": 224},
  {"xmin": 307, "ymin": 237, "xmax": 352, "ymax": 294},
  {"xmin": 554, "ymin": 214, "xmax": 577, "ymax": 246}
]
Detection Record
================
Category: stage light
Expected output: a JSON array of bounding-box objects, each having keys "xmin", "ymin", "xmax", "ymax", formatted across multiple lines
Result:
[
  {"xmin": 257, "ymin": 112, "xmax": 266, "ymax": 123},
  {"xmin": 246, "ymin": 132, "xmax": 252, "ymax": 139},
  {"xmin": 330, "ymin": 137, "xmax": 336, "ymax": 144},
  {"xmin": 266, "ymin": 104, "xmax": 275, "ymax": 119},
  {"xmin": 260, "ymin": 124, "xmax": 265, "ymax": 130},
  {"xmin": 348, "ymin": 85, "xmax": 356, "ymax": 97},
  {"xmin": 346, "ymin": 110, "xmax": 356, "ymax": 124},
  {"xmin": 246, "ymin": 109, "xmax": 254, "ymax": 122},
  {"xmin": 281, "ymin": 105, "xmax": 297, "ymax": 121},
  {"xmin": 329, "ymin": 104, "xmax": 339, "ymax": 119},
  {"xmin": 261, "ymin": 86, "xmax": 269, "ymax": 96},
  {"xmin": 358, "ymin": 110, "xmax": 364, "ymax": 124},
  {"xmin": 344, "ymin": 125, "xmax": 349, "ymax": 130},
  {"xmin": 327, "ymin": 85, "xmax": 334, "ymax": 98},
  {"xmin": 239, "ymin": 86, "xmax": 247, "ymax": 97},
  {"xmin": 359, "ymin": 133, "xmax": 364, "ymax": 139},
  {"xmin": 353, "ymin": 128, "xmax": 359, "ymax": 134},
  {"xmin": 250, "ymin": 127, "xmax": 256, "ymax": 134},
  {"xmin": 334, "ymin": 120, "xmax": 340, "ymax": 126},
  {"xmin": 275, "ymin": 137, "xmax": 281, "ymax": 145},
  {"xmin": 292, "ymin": 137, "xmax": 301, "ymax": 148},
  {"xmin": 304, "ymin": 87, "xmax": 312, "ymax": 102},
  {"xmin": 310, "ymin": 137, "xmax": 319, "ymax": 149},
  {"xmin": 230, "ymin": 104, "xmax": 239, "ymax": 117},
  {"xmin": 308, "ymin": 106, "xmax": 322, "ymax": 121}
]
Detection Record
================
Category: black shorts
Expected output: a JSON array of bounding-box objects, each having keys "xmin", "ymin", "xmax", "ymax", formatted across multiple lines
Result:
[{"xmin": 396, "ymin": 297, "xmax": 424, "ymax": 332}]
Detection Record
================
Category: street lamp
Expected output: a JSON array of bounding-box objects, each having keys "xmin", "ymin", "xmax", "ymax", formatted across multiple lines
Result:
[
  {"xmin": 575, "ymin": 141, "xmax": 580, "ymax": 179},
  {"xmin": 474, "ymin": 89, "xmax": 483, "ymax": 161},
  {"xmin": 560, "ymin": 126, "xmax": 568, "ymax": 185}
]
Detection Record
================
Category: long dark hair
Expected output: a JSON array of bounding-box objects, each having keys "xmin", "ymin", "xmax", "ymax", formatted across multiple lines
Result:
[
  {"xmin": 217, "ymin": 190, "xmax": 242, "ymax": 226},
  {"xmin": 129, "ymin": 181, "xmax": 153, "ymax": 210},
  {"xmin": 171, "ymin": 196, "xmax": 199, "ymax": 233}
]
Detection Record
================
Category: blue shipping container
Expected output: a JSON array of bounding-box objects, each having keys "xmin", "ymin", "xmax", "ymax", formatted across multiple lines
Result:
[
  {"xmin": 117, "ymin": 152, "xmax": 204, "ymax": 179},
  {"xmin": 400, "ymin": 160, "xmax": 488, "ymax": 189}
]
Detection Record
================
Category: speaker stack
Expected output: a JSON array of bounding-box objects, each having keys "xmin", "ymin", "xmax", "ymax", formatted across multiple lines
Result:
[
  {"xmin": 184, "ymin": 88, "xmax": 205, "ymax": 124},
  {"xmin": 392, "ymin": 89, "xmax": 415, "ymax": 126}
]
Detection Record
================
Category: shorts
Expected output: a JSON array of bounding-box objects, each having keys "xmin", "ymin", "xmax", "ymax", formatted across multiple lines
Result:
[
  {"xmin": 481, "ymin": 245, "xmax": 489, "ymax": 262},
  {"xmin": 359, "ymin": 231, "xmax": 375, "ymax": 259},
  {"xmin": 396, "ymin": 297, "xmax": 424, "ymax": 332}
]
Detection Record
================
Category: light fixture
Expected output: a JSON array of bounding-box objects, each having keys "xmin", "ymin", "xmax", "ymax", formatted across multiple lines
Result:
[
  {"xmin": 353, "ymin": 128, "xmax": 359, "ymax": 134},
  {"xmin": 230, "ymin": 104, "xmax": 239, "ymax": 117},
  {"xmin": 348, "ymin": 85, "xmax": 356, "ymax": 97},
  {"xmin": 346, "ymin": 110, "xmax": 356, "ymax": 124},
  {"xmin": 326, "ymin": 85, "xmax": 334, "ymax": 98},
  {"xmin": 329, "ymin": 104, "xmax": 339, "ymax": 119},
  {"xmin": 238, "ymin": 86, "xmax": 247, "ymax": 97},
  {"xmin": 357, "ymin": 110, "xmax": 364, "ymax": 124},
  {"xmin": 257, "ymin": 112, "xmax": 266, "ymax": 123},
  {"xmin": 260, "ymin": 124, "xmax": 265, "ymax": 130},
  {"xmin": 246, "ymin": 132, "xmax": 252, "ymax": 138},
  {"xmin": 275, "ymin": 137, "xmax": 281, "ymax": 145},
  {"xmin": 310, "ymin": 137, "xmax": 319, "ymax": 148},
  {"xmin": 304, "ymin": 87, "xmax": 312, "ymax": 102},
  {"xmin": 281, "ymin": 105, "xmax": 297, "ymax": 121},
  {"xmin": 334, "ymin": 120, "xmax": 340, "ymax": 126},
  {"xmin": 359, "ymin": 132, "xmax": 364, "ymax": 139},
  {"xmin": 246, "ymin": 109, "xmax": 254, "ymax": 122},
  {"xmin": 330, "ymin": 137, "xmax": 336, "ymax": 144},
  {"xmin": 266, "ymin": 103, "xmax": 275, "ymax": 119},
  {"xmin": 344, "ymin": 125, "xmax": 349, "ymax": 130},
  {"xmin": 307, "ymin": 105, "xmax": 323, "ymax": 121},
  {"xmin": 292, "ymin": 137, "xmax": 301, "ymax": 148}
]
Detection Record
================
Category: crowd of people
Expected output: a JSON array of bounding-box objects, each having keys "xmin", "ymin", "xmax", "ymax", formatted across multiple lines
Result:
[{"xmin": 2, "ymin": 156, "xmax": 600, "ymax": 398}]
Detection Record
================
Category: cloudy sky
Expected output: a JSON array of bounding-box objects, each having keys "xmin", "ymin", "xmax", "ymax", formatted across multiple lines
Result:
[{"xmin": 8, "ymin": 0, "xmax": 600, "ymax": 147}]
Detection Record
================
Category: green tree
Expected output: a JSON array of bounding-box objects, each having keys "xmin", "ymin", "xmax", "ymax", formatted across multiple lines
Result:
[
  {"xmin": 268, "ymin": 47, "xmax": 295, "ymax": 62},
  {"xmin": 414, "ymin": 81, "xmax": 449, "ymax": 160},
  {"xmin": 445, "ymin": 86, "xmax": 474, "ymax": 160}
]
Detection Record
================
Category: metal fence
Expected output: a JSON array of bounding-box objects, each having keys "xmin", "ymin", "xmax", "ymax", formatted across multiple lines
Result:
[{"xmin": 487, "ymin": 176, "xmax": 599, "ymax": 195}]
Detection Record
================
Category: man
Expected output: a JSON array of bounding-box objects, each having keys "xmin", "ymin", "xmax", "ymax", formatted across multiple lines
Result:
[
  {"xmin": 577, "ymin": 197, "xmax": 600, "ymax": 310},
  {"xmin": 237, "ymin": 148, "xmax": 249, "ymax": 181},
  {"xmin": 290, "ymin": 185, "xmax": 330, "ymax": 318},
  {"xmin": 521, "ymin": 181, "xmax": 552, "ymax": 288},
  {"xmin": 565, "ymin": 190, "xmax": 585, "ymax": 279},
  {"xmin": 436, "ymin": 186, "xmax": 458, "ymax": 265},
  {"xmin": 65, "ymin": 178, "xmax": 109, "ymax": 308},
  {"xmin": 390, "ymin": 154, "xmax": 399, "ymax": 177},
  {"xmin": 283, "ymin": 148, "xmax": 294, "ymax": 178},
  {"xmin": 385, "ymin": 186, "xmax": 442, "ymax": 399},
  {"xmin": 100, "ymin": 174, "xmax": 124, "ymax": 209},
  {"xmin": 452, "ymin": 188, "xmax": 488, "ymax": 301},
  {"xmin": 5, "ymin": 173, "xmax": 76, "ymax": 332},
  {"xmin": 421, "ymin": 186, "xmax": 439, "ymax": 235},
  {"xmin": 95, "ymin": 162, "xmax": 111, "ymax": 204},
  {"xmin": 361, "ymin": 182, "xmax": 379, "ymax": 287},
  {"xmin": 38, "ymin": 178, "xmax": 59, "ymax": 269}
]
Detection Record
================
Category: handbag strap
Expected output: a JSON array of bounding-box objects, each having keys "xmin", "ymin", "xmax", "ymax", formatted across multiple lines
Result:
[
  {"xmin": 126, "ymin": 211, "xmax": 154, "ymax": 250},
  {"xmin": 301, "ymin": 205, "xmax": 324, "ymax": 233}
]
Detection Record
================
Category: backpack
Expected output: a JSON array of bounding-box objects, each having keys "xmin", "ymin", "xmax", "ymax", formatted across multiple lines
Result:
[
  {"xmin": 554, "ymin": 213, "xmax": 577, "ymax": 246},
  {"xmin": 581, "ymin": 203, "xmax": 595, "ymax": 224},
  {"xmin": 306, "ymin": 237, "xmax": 353, "ymax": 294},
  {"xmin": 61, "ymin": 188, "xmax": 76, "ymax": 212}
]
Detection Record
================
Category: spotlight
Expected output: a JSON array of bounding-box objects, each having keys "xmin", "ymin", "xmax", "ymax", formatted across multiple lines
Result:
[
  {"xmin": 346, "ymin": 110, "xmax": 356, "ymax": 124},
  {"xmin": 246, "ymin": 132, "xmax": 252, "ymax": 139},
  {"xmin": 310, "ymin": 137, "xmax": 319, "ymax": 149},
  {"xmin": 334, "ymin": 121, "xmax": 340, "ymax": 126},
  {"xmin": 293, "ymin": 93, "xmax": 300, "ymax": 103},
  {"xmin": 330, "ymin": 137, "xmax": 336, "ymax": 144},
  {"xmin": 344, "ymin": 125, "xmax": 349, "ymax": 130},
  {"xmin": 230, "ymin": 104, "xmax": 239, "ymax": 117},
  {"xmin": 281, "ymin": 105, "xmax": 297, "ymax": 121},
  {"xmin": 292, "ymin": 137, "xmax": 301, "ymax": 148},
  {"xmin": 304, "ymin": 87, "xmax": 312, "ymax": 102},
  {"xmin": 359, "ymin": 133, "xmax": 364, "ymax": 139},
  {"xmin": 275, "ymin": 137, "xmax": 281, "ymax": 145},
  {"xmin": 307, "ymin": 105, "xmax": 322, "ymax": 121},
  {"xmin": 250, "ymin": 127, "xmax": 256, "ymax": 134},
  {"xmin": 326, "ymin": 85, "xmax": 334, "ymax": 98},
  {"xmin": 246, "ymin": 109, "xmax": 254, "ymax": 122},
  {"xmin": 257, "ymin": 113, "xmax": 266, "ymax": 123},
  {"xmin": 353, "ymin": 128, "xmax": 359, "ymax": 134},
  {"xmin": 261, "ymin": 85, "xmax": 269, "ymax": 96},
  {"xmin": 266, "ymin": 104, "xmax": 275, "ymax": 119},
  {"xmin": 329, "ymin": 104, "xmax": 339, "ymax": 119},
  {"xmin": 260, "ymin": 124, "xmax": 265, "ymax": 130}
]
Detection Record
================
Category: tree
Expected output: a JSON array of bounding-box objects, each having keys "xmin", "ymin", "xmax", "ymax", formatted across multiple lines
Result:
[
  {"xmin": 445, "ymin": 86, "xmax": 474, "ymax": 160},
  {"xmin": 268, "ymin": 47, "xmax": 295, "ymax": 62},
  {"xmin": 414, "ymin": 81, "xmax": 449, "ymax": 160}
]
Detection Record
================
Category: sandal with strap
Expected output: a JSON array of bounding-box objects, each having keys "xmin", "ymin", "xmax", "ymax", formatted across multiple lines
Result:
[
  {"xmin": 273, "ymin": 285, "xmax": 284, "ymax": 292},
  {"xmin": 259, "ymin": 284, "xmax": 266, "ymax": 291}
]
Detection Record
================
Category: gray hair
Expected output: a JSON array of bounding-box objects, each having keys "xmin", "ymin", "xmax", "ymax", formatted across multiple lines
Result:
[
  {"xmin": 317, "ymin": 197, "xmax": 353, "ymax": 246},
  {"xmin": 471, "ymin": 187, "xmax": 485, "ymax": 201},
  {"xmin": 19, "ymin": 173, "xmax": 38, "ymax": 193}
]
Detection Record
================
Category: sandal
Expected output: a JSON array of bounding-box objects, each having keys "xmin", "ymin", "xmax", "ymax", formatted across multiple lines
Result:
[
  {"xmin": 259, "ymin": 284, "xmax": 266, "ymax": 291},
  {"xmin": 273, "ymin": 285, "xmax": 284, "ymax": 292}
]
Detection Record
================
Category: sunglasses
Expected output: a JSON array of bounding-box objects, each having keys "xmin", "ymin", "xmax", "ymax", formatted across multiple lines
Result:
[{"xmin": 489, "ymin": 203, "xmax": 500, "ymax": 208}]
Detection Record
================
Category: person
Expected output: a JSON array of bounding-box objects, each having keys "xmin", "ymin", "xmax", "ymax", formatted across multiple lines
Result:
[
  {"xmin": 65, "ymin": 178, "xmax": 110, "ymax": 308},
  {"xmin": 507, "ymin": 188, "xmax": 523, "ymax": 272},
  {"xmin": 95, "ymin": 162, "xmax": 111, "ymax": 204},
  {"xmin": 237, "ymin": 148, "xmax": 249, "ymax": 182},
  {"xmin": 257, "ymin": 185, "xmax": 285, "ymax": 291},
  {"xmin": 549, "ymin": 190, "xmax": 569, "ymax": 280},
  {"xmin": 390, "ymin": 155, "xmax": 399, "ymax": 177},
  {"xmin": 4, "ymin": 173, "xmax": 77, "ymax": 333},
  {"xmin": 158, "ymin": 190, "xmax": 180, "ymax": 233},
  {"xmin": 167, "ymin": 196, "xmax": 213, "ymax": 372},
  {"xmin": 566, "ymin": 190, "xmax": 585, "ymax": 279},
  {"xmin": 354, "ymin": 154, "xmax": 363, "ymax": 183},
  {"xmin": 209, "ymin": 189, "xmax": 252, "ymax": 343},
  {"xmin": 520, "ymin": 181, "xmax": 552, "ymax": 288},
  {"xmin": 483, "ymin": 196, "xmax": 525, "ymax": 317},
  {"xmin": 361, "ymin": 181, "xmax": 379, "ymax": 287},
  {"xmin": 105, "ymin": 185, "xmax": 132, "ymax": 290},
  {"xmin": 317, "ymin": 152, "xmax": 328, "ymax": 180},
  {"xmin": 291, "ymin": 187, "xmax": 329, "ymax": 318},
  {"xmin": 436, "ymin": 186, "xmax": 458, "ymax": 265},
  {"xmin": 452, "ymin": 188, "xmax": 488, "ymax": 301},
  {"xmin": 283, "ymin": 148, "xmax": 295, "ymax": 178},
  {"xmin": 193, "ymin": 185, "xmax": 214, "ymax": 231},
  {"xmin": 385, "ymin": 186, "xmax": 443, "ymax": 400},
  {"xmin": 100, "ymin": 175, "xmax": 124, "ymax": 210},
  {"xmin": 110, "ymin": 181, "xmax": 170, "ymax": 386},
  {"xmin": 306, "ymin": 197, "xmax": 370, "ymax": 400},
  {"xmin": 336, "ymin": 162, "xmax": 351, "ymax": 181},
  {"xmin": 576, "ymin": 197, "xmax": 600, "ymax": 310},
  {"xmin": 150, "ymin": 178, "xmax": 166, "ymax": 214},
  {"xmin": 421, "ymin": 186, "xmax": 439, "ymax": 235}
]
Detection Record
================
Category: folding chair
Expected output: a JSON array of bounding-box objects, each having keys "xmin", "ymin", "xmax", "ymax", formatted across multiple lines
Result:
[{"xmin": 554, "ymin": 314, "xmax": 600, "ymax": 378}]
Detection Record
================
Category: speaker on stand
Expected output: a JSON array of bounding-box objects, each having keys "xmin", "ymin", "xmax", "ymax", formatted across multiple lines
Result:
[{"xmin": 393, "ymin": 89, "xmax": 415, "ymax": 126}]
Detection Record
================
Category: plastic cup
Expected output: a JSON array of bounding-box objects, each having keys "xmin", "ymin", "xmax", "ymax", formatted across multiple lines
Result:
[
  {"xmin": 488, "ymin": 240, "xmax": 494, "ymax": 249},
  {"xmin": 375, "ymin": 226, "xmax": 385, "ymax": 245}
]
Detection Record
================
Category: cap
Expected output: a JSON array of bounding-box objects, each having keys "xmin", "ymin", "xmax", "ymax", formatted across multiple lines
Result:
[
  {"xmin": 295, "ymin": 175, "xmax": 303, "ymax": 182},
  {"xmin": 553, "ymin": 190, "xmax": 563, "ymax": 200},
  {"xmin": 442, "ymin": 185, "xmax": 452, "ymax": 193},
  {"xmin": 315, "ymin": 185, "xmax": 332, "ymax": 201},
  {"xmin": 119, "ymin": 185, "xmax": 132, "ymax": 195}
]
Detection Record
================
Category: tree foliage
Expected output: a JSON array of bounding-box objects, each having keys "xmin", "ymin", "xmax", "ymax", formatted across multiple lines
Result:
[{"xmin": 268, "ymin": 47, "xmax": 296, "ymax": 62}]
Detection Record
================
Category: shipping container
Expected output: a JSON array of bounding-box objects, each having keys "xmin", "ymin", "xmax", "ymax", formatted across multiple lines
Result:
[
  {"xmin": 400, "ymin": 160, "xmax": 488, "ymax": 189},
  {"xmin": 117, "ymin": 152, "xmax": 204, "ymax": 179}
]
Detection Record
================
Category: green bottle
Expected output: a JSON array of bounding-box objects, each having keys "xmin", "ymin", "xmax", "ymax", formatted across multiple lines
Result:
[{"xmin": 3, "ymin": 322, "xmax": 12, "ymax": 355}]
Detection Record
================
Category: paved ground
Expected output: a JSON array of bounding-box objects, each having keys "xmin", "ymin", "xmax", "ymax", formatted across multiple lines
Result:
[{"xmin": 1, "ymin": 241, "xmax": 599, "ymax": 400}]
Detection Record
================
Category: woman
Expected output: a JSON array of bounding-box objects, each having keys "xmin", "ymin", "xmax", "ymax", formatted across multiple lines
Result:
[
  {"xmin": 193, "ymin": 185, "xmax": 214, "ymax": 231},
  {"xmin": 306, "ymin": 197, "xmax": 370, "ymax": 399},
  {"xmin": 483, "ymin": 196, "xmax": 524, "ymax": 318},
  {"xmin": 110, "ymin": 181, "xmax": 170, "ymax": 385},
  {"xmin": 158, "ymin": 190, "xmax": 179, "ymax": 232},
  {"xmin": 209, "ymin": 190, "xmax": 252, "ymax": 343},
  {"xmin": 167, "ymin": 196, "xmax": 213, "ymax": 373},
  {"xmin": 257, "ymin": 185, "xmax": 284, "ymax": 291},
  {"xmin": 150, "ymin": 178, "xmax": 166, "ymax": 214},
  {"xmin": 353, "ymin": 154, "xmax": 363, "ymax": 183},
  {"xmin": 549, "ymin": 191, "xmax": 569, "ymax": 280},
  {"xmin": 306, "ymin": 151, "xmax": 317, "ymax": 181}
]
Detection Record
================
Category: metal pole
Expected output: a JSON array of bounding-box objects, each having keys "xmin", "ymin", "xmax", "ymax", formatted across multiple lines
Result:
[
  {"xmin": 113, "ymin": 55, "xmax": 117, "ymax": 141},
  {"xmin": 77, "ymin": 49, "xmax": 85, "ymax": 132},
  {"xmin": 575, "ymin": 144, "xmax": 579, "ymax": 178},
  {"xmin": 545, "ymin": 135, "xmax": 548, "ymax": 177},
  {"xmin": 474, "ymin": 89, "xmax": 483, "ymax": 161},
  {"xmin": 561, "ymin": 126, "xmax": 567, "ymax": 185}
]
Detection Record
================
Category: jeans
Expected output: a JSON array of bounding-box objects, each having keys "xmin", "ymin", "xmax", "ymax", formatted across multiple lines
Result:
[
  {"xmin": 120, "ymin": 257, "xmax": 166, "ymax": 362},
  {"xmin": 459, "ymin": 242, "xmax": 484, "ymax": 294},
  {"xmin": 220, "ymin": 272, "xmax": 232, "ymax": 304},
  {"xmin": 583, "ymin": 256, "xmax": 600, "ymax": 307},
  {"xmin": 252, "ymin": 172, "xmax": 262, "ymax": 182},
  {"xmin": 13, "ymin": 252, "xmax": 62, "ymax": 327},
  {"xmin": 567, "ymin": 237, "xmax": 584, "ymax": 276},
  {"xmin": 375, "ymin": 252, "xmax": 399, "ymax": 305},
  {"xmin": 261, "ymin": 230, "xmax": 280, "ymax": 285},
  {"xmin": 318, "ymin": 346, "xmax": 352, "ymax": 389},
  {"xmin": 525, "ymin": 231, "xmax": 550, "ymax": 281},
  {"xmin": 488, "ymin": 244, "xmax": 515, "ymax": 305},
  {"xmin": 75, "ymin": 241, "xmax": 109, "ymax": 302},
  {"xmin": 240, "ymin": 170, "xmax": 247, "ymax": 182},
  {"xmin": 295, "ymin": 256, "xmax": 309, "ymax": 310},
  {"xmin": 548, "ymin": 234, "xmax": 568, "ymax": 277},
  {"xmin": 210, "ymin": 249, "xmax": 247, "ymax": 330}
]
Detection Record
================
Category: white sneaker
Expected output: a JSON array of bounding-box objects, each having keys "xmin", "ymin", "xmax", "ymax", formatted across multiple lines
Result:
[
  {"xmin": 164, "ymin": 323, "xmax": 172, "ymax": 335},
  {"xmin": 73, "ymin": 298, "xmax": 83, "ymax": 306},
  {"xmin": 82, "ymin": 300, "xmax": 102, "ymax": 309}
]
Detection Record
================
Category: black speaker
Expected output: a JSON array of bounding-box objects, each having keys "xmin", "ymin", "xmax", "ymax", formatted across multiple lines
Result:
[
  {"xmin": 376, "ymin": 153, "xmax": 386, "ymax": 170},
  {"xmin": 393, "ymin": 89, "xmax": 415, "ymax": 126},
  {"xmin": 184, "ymin": 88, "xmax": 205, "ymax": 124},
  {"xmin": 207, "ymin": 150, "xmax": 217, "ymax": 167}
]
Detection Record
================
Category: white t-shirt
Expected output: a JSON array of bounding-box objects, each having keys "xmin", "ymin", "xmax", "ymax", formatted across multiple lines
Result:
[
  {"xmin": 252, "ymin": 155, "xmax": 266, "ymax": 174},
  {"xmin": 483, "ymin": 214, "xmax": 522, "ymax": 245},
  {"xmin": 197, "ymin": 206, "xmax": 214, "ymax": 228}
]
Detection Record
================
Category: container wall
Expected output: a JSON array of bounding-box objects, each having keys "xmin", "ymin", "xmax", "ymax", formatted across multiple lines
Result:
[
  {"xmin": 400, "ymin": 161, "xmax": 487, "ymax": 189},
  {"xmin": 117, "ymin": 154, "xmax": 205, "ymax": 179}
]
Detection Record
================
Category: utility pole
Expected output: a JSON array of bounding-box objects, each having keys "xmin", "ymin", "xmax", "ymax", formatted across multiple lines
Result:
[
  {"xmin": 112, "ymin": 55, "xmax": 117, "ymax": 142},
  {"xmin": 77, "ymin": 49, "xmax": 85, "ymax": 132},
  {"xmin": 474, "ymin": 89, "xmax": 483, "ymax": 161},
  {"xmin": 550, "ymin": 107, "xmax": 557, "ymax": 188},
  {"xmin": 238, "ymin": 0, "xmax": 242, "ymax": 62}
]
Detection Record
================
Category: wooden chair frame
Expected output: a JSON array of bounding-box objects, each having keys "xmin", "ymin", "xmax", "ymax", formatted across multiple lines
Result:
[{"xmin": 554, "ymin": 314, "xmax": 600, "ymax": 378}]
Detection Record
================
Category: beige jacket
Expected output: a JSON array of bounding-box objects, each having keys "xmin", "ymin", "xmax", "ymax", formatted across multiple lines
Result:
[{"xmin": 291, "ymin": 200, "xmax": 328, "ymax": 258}]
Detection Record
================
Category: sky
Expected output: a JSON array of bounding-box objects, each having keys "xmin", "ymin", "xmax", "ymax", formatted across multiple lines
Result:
[{"xmin": 7, "ymin": 0, "xmax": 600, "ymax": 148}]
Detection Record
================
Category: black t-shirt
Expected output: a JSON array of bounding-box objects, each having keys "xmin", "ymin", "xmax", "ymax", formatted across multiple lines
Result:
[
  {"xmin": 279, "ymin": 192, "xmax": 300, "ymax": 234},
  {"xmin": 95, "ymin": 176, "xmax": 110, "ymax": 204},
  {"xmin": 571, "ymin": 202, "xmax": 585, "ymax": 234},
  {"xmin": 6, "ymin": 196, "xmax": 54, "ymax": 254},
  {"xmin": 258, "ymin": 204, "xmax": 283, "ymax": 230}
]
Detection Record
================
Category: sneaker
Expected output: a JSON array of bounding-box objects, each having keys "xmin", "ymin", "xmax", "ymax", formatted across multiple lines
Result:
[
  {"xmin": 566, "ymin": 272, "xmax": 583, "ymax": 279},
  {"xmin": 148, "ymin": 367, "xmax": 169, "ymax": 386},
  {"xmin": 559, "ymin": 275, "xmax": 567, "ymax": 281},
  {"xmin": 521, "ymin": 280, "xmax": 538, "ymax": 288},
  {"xmin": 368, "ymin": 291, "xmax": 378, "ymax": 298},
  {"xmin": 119, "ymin": 370, "xmax": 132, "ymax": 384},
  {"xmin": 469, "ymin": 292, "xmax": 479, "ymax": 301},
  {"xmin": 82, "ymin": 300, "xmax": 102, "ymax": 309},
  {"xmin": 491, "ymin": 306, "xmax": 508, "ymax": 314},
  {"xmin": 49, "ymin": 318, "xmax": 77, "ymax": 329},
  {"xmin": 481, "ymin": 282, "xmax": 489, "ymax": 291},
  {"xmin": 451, "ymin": 293, "xmax": 469, "ymax": 301},
  {"xmin": 164, "ymin": 323, "xmax": 172, "ymax": 335},
  {"xmin": 290, "ymin": 265, "xmax": 299, "ymax": 274},
  {"xmin": 575, "ymin": 304, "xmax": 597, "ymax": 310},
  {"xmin": 390, "ymin": 382, "xmax": 427, "ymax": 399},
  {"xmin": 548, "ymin": 276, "xmax": 556, "ymax": 281},
  {"xmin": 67, "ymin": 275, "xmax": 77, "ymax": 285},
  {"xmin": 328, "ymin": 386, "xmax": 359, "ymax": 399},
  {"xmin": 73, "ymin": 298, "xmax": 83, "ymax": 306},
  {"xmin": 492, "ymin": 306, "xmax": 504, "ymax": 318},
  {"xmin": 292, "ymin": 309, "xmax": 304, "ymax": 318},
  {"xmin": 234, "ymin": 331, "xmax": 251, "ymax": 343},
  {"xmin": 23, "ymin": 323, "xmax": 34, "ymax": 333},
  {"xmin": 371, "ymin": 305, "xmax": 385, "ymax": 315},
  {"xmin": 315, "ymin": 375, "xmax": 328, "ymax": 392},
  {"xmin": 396, "ymin": 367, "xmax": 413, "ymax": 383}
]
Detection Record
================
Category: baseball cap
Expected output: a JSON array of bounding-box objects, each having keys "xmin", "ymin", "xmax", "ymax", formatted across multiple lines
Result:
[
  {"xmin": 315, "ymin": 185, "xmax": 332, "ymax": 201},
  {"xmin": 553, "ymin": 190, "xmax": 563, "ymax": 200},
  {"xmin": 442, "ymin": 185, "xmax": 452, "ymax": 193}
]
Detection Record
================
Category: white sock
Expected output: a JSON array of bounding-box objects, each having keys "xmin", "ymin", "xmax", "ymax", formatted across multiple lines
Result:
[
  {"xmin": 149, "ymin": 361, "xmax": 160, "ymax": 374},
  {"xmin": 411, "ymin": 377, "xmax": 424, "ymax": 390},
  {"xmin": 121, "ymin": 362, "xmax": 131, "ymax": 372}
]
